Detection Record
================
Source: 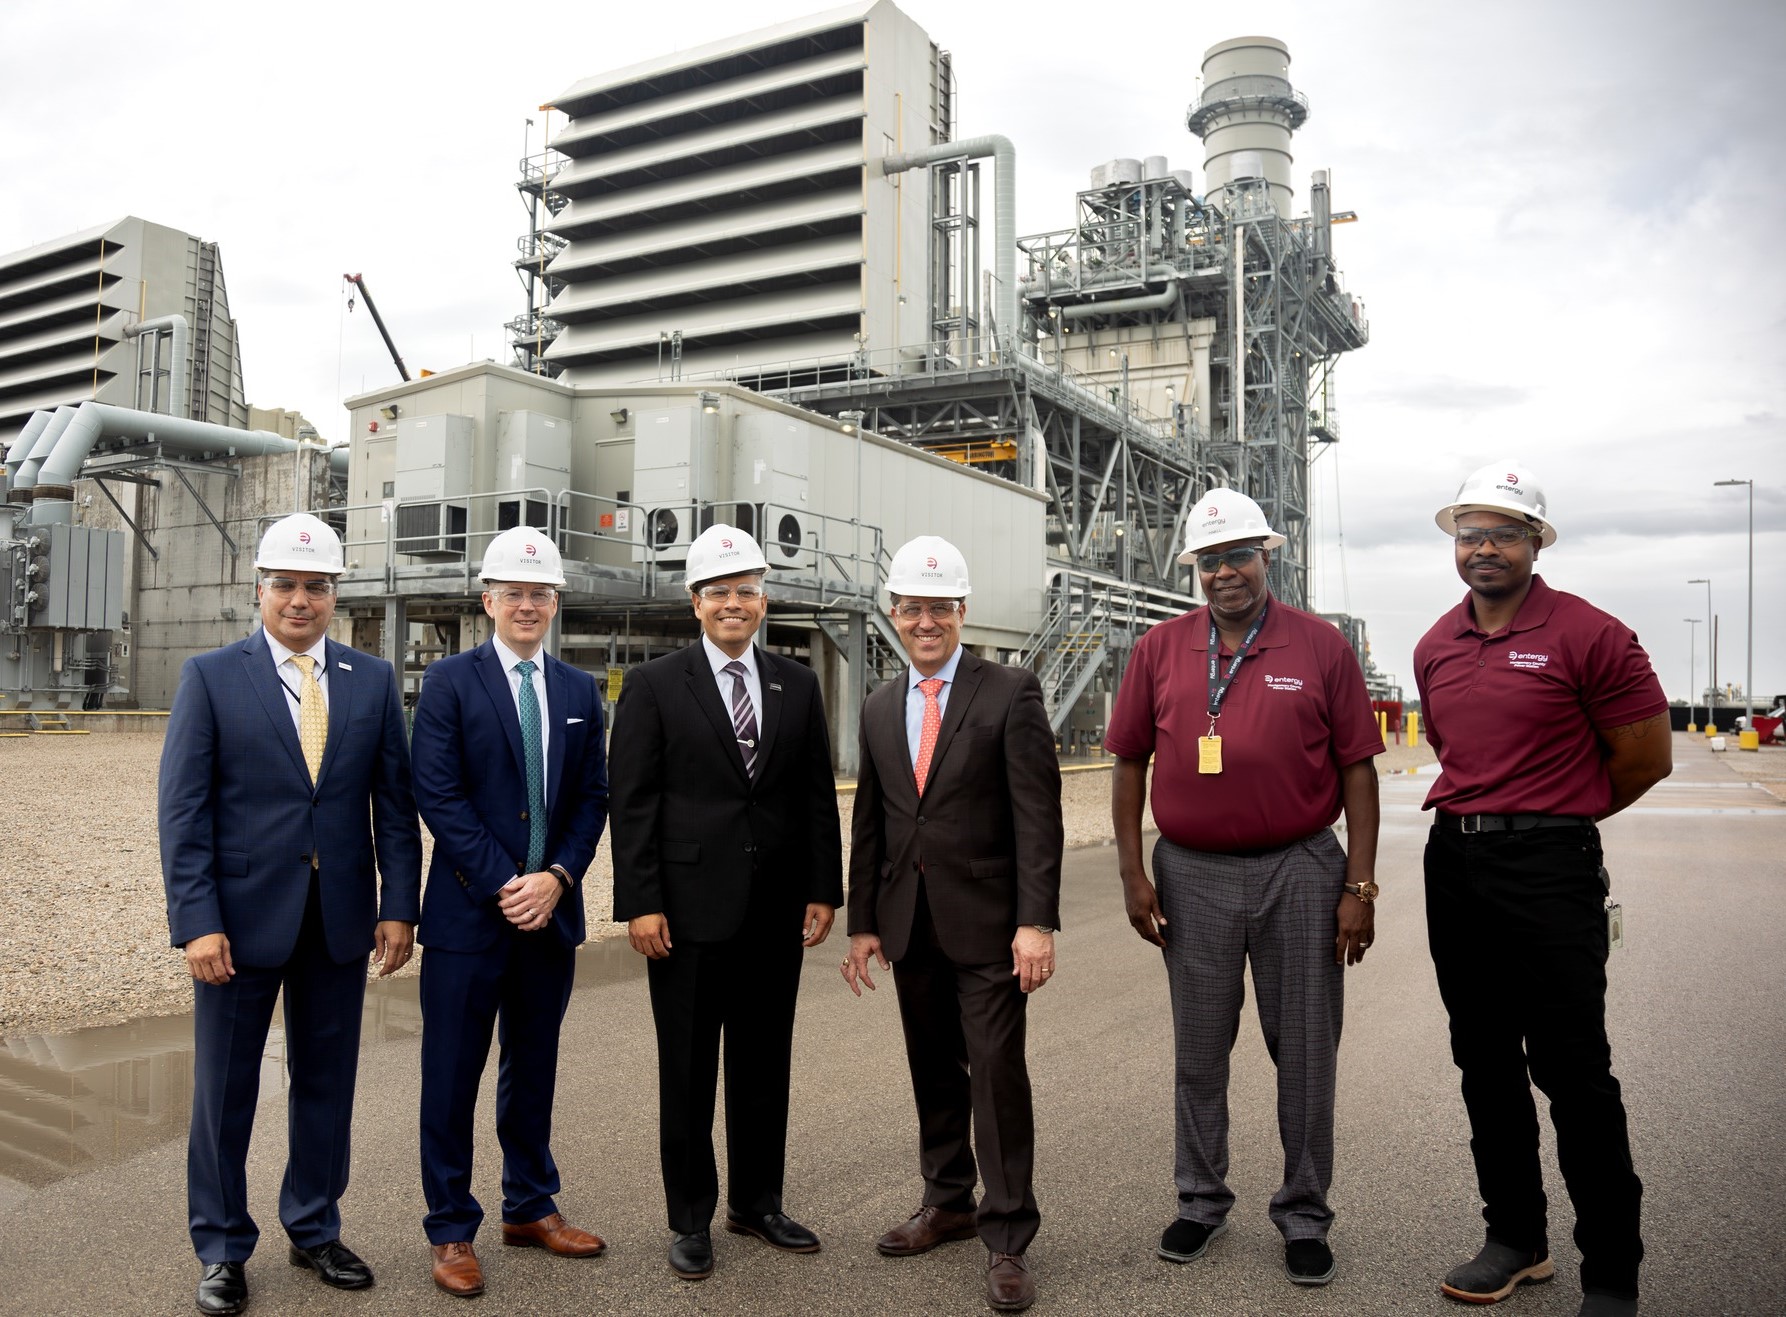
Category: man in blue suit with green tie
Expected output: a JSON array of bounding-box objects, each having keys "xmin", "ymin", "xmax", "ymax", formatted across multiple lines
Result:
[
  {"xmin": 410, "ymin": 527, "xmax": 610, "ymax": 1299},
  {"xmin": 160, "ymin": 513, "xmax": 422, "ymax": 1316}
]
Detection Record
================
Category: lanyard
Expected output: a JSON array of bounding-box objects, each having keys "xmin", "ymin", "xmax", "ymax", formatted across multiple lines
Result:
[{"xmin": 1206, "ymin": 602, "xmax": 1269, "ymax": 727}]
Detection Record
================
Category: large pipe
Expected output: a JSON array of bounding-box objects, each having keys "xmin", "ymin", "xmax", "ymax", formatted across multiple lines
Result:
[
  {"xmin": 10, "ymin": 407, "xmax": 79, "ymax": 496},
  {"xmin": 124, "ymin": 314, "xmax": 190, "ymax": 415},
  {"xmin": 1061, "ymin": 284, "xmax": 1181, "ymax": 321},
  {"xmin": 881, "ymin": 135, "xmax": 1016, "ymax": 354},
  {"xmin": 3, "ymin": 410, "xmax": 55, "ymax": 495}
]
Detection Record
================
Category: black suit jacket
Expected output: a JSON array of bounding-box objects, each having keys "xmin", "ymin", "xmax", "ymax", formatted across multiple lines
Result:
[
  {"xmin": 848, "ymin": 649, "xmax": 1063, "ymax": 964},
  {"xmin": 609, "ymin": 642, "xmax": 843, "ymax": 941}
]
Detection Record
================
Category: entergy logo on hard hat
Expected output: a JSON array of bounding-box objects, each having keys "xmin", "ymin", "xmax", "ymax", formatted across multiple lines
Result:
[
  {"xmin": 925, "ymin": 556, "xmax": 938, "ymax": 570},
  {"xmin": 721, "ymin": 538, "xmax": 734, "ymax": 550},
  {"xmin": 297, "ymin": 530, "xmax": 312, "ymax": 545}
]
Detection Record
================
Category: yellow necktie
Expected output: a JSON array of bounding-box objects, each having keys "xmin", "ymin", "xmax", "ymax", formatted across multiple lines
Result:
[{"xmin": 290, "ymin": 654, "xmax": 327, "ymax": 783}]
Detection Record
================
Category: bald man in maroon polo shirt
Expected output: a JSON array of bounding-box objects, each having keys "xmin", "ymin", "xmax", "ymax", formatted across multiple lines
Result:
[
  {"xmin": 1415, "ymin": 464, "xmax": 1670, "ymax": 1317},
  {"xmin": 1107, "ymin": 490, "xmax": 1382, "ymax": 1291}
]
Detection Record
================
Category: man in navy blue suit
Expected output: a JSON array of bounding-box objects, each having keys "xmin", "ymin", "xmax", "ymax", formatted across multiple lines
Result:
[
  {"xmin": 160, "ymin": 513, "xmax": 422, "ymax": 1316},
  {"xmin": 410, "ymin": 527, "xmax": 610, "ymax": 1299}
]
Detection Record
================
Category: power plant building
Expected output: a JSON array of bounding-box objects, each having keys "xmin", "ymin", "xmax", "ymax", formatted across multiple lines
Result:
[{"xmin": 3, "ymin": 4, "xmax": 1389, "ymax": 751}]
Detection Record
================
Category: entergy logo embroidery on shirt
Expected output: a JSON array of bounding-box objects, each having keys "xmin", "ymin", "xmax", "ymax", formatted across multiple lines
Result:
[
  {"xmin": 1262, "ymin": 673, "xmax": 1304, "ymax": 692},
  {"xmin": 1508, "ymin": 648, "xmax": 1551, "ymax": 671}
]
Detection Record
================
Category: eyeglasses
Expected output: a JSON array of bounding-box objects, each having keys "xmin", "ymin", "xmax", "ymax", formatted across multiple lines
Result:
[
  {"xmin": 894, "ymin": 601, "xmax": 961, "ymax": 621},
  {"xmin": 262, "ymin": 577, "xmax": 337, "ymax": 598},
  {"xmin": 696, "ymin": 584, "xmax": 765, "ymax": 602},
  {"xmin": 1195, "ymin": 546, "xmax": 1263, "ymax": 573},
  {"xmin": 1455, "ymin": 527, "xmax": 1535, "ymax": 548},
  {"xmin": 491, "ymin": 587, "xmax": 558, "ymax": 607}
]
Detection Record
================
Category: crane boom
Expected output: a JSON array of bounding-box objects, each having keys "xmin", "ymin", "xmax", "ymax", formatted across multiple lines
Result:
[{"xmin": 342, "ymin": 273, "xmax": 411, "ymax": 383}]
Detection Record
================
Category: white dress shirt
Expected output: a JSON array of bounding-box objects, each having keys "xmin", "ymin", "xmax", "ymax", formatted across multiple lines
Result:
[
  {"xmin": 264, "ymin": 627, "xmax": 329, "ymax": 740},
  {"xmin": 493, "ymin": 636, "xmax": 551, "ymax": 796},
  {"xmin": 904, "ymin": 643, "xmax": 965, "ymax": 764}
]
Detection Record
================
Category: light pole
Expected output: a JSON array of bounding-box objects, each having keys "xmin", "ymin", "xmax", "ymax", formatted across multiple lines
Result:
[
  {"xmin": 1688, "ymin": 577, "xmax": 1714, "ymax": 727},
  {"xmin": 1684, "ymin": 618, "xmax": 1701, "ymax": 730},
  {"xmin": 1713, "ymin": 479, "xmax": 1754, "ymax": 726}
]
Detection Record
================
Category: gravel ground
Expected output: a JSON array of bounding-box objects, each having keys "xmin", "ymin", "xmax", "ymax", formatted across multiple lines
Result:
[{"xmin": 0, "ymin": 733, "xmax": 1443, "ymax": 1038}]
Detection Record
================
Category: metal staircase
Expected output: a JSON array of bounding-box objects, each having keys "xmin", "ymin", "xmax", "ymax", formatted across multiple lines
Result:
[{"xmin": 27, "ymin": 711, "xmax": 87, "ymax": 734}]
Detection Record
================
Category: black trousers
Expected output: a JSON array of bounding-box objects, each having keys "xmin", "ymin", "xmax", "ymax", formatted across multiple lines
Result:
[
  {"xmin": 892, "ymin": 884, "xmax": 1038, "ymax": 1256},
  {"xmin": 1424, "ymin": 821, "xmax": 1643, "ymax": 1299},
  {"xmin": 646, "ymin": 884, "xmax": 805, "ymax": 1233}
]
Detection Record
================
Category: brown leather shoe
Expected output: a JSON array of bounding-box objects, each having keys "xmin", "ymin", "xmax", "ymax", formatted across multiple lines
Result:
[
  {"xmin": 501, "ymin": 1212, "xmax": 606, "ymax": 1257},
  {"xmin": 877, "ymin": 1204, "xmax": 979, "ymax": 1256},
  {"xmin": 986, "ymin": 1251, "xmax": 1036, "ymax": 1311},
  {"xmin": 431, "ymin": 1242, "xmax": 484, "ymax": 1297}
]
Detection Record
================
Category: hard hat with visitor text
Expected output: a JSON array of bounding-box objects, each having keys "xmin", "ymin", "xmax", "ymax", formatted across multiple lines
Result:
[
  {"xmin": 1435, "ymin": 461, "xmax": 1556, "ymax": 547},
  {"xmin": 685, "ymin": 523, "xmax": 769, "ymax": 588},
  {"xmin": 480, "ymin": 526, "xmax": 566, "ymax": 585},
  {"xmin": 1176, "ymin": 489, "xmax": 1286, "ymax": 562},
  {"xmin": 886, "ymin": 535, "xmax": 971, "ymax": 598},
  {"xmin": 255, "ymin": 513, "xmax": 345, "ymax": 574}
]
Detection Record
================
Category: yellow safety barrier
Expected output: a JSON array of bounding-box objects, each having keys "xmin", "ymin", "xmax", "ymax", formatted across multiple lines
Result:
[
  {"xmin": 1405, "ymin": 711, "xmax": 1420, "ymax": 748},
  {"xmin": 1739, "ymin": 730, "xmax": 1760, "ymax": 752}
]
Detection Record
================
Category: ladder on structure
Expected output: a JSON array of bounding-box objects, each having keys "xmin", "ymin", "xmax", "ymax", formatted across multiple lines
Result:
[
  {"xmin": 27, "ymin": 712, "xmax": 89, "ymax": 735},
  {"xmin": 1017, "ymin": 589, "xmax": 1113, "ymax": 735}
]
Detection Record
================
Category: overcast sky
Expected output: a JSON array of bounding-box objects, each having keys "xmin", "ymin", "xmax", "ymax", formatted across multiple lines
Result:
[{"xmin": 4, "ymin": 0, "xmax": 1781, "ymax": 704}]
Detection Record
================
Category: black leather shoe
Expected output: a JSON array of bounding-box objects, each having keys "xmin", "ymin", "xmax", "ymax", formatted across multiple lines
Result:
[
  {"xmin": 195, "ymin": 1262, "xmax": 247, "ymax": 1315},
  {"xmin": 288, "ymin": 1239, "xmax": 374, "ymax": 1290},
  {"xmin": 669, "ymin": 1229, "xmax": 713, "ymax": 1280},
  {"xmin": 724, "ymin": 1210, "xmax": 821, "ymax": 1253}
]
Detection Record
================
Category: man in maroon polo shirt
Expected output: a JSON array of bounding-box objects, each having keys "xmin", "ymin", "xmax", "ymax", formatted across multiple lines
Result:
[
  {"xmin": 1107, "ymin": 489, "xmax": 1382, "ymax": 1290},
  {"xmin": 1415, "ymin": 463, "xmax": 1670, "ymax": 1317}
]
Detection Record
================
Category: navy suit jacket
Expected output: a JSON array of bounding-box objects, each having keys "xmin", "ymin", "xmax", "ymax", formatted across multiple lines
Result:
[
  {"xmin": 159, "ymin": 630, "xmax": 422, "ymax": 967},
  {"xmin": 609, "ymin": 642, "xmax": 842, "ymax": 942},
  {"xmin": 411, "ymin": 641, "xmax": 609, "ymax": 953}
]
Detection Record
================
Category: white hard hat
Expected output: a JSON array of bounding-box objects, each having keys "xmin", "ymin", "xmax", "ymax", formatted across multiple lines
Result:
[
  {"xmin": 685, "ymin": 523, "xmax": 768, "ymax": 588},
  {"xmin": 886, "ymin": 535, "xmax": 971, "ymax": 598},
  {"xmin": 1176, "ymin": 488, "xmax": 1286, "ymax": 562},
  {"xmin": 255, "ymin": 513, "xmax": 344, "ymax": 574},
  {"xmin": 480, "ymin": 526, "xmax": 566, "ymax": 586},
  {"xmin": 1435, "ymin": 461, "xmax": 1556, "ymax": 548}
]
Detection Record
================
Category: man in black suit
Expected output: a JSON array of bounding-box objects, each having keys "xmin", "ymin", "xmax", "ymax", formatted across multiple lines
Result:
[
  {"xmin": 609, "ymin": 523, "xmax": 843, "ymax": 1281},
  {"xmin": 843, "ymin": 536, "xmax": 1063, "ymax": 1313}
]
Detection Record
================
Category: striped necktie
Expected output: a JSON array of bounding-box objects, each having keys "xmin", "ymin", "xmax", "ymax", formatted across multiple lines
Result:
[
  {"xmin": 290, "ymin": 654, "xmax": 327, "ymax": 784},
  {"xmin": 723, "ymin": 660, "xmax": 760, "ymax": 778},
  {"xmin": 516, "ymin": 659, "xmax": 547, "ymax": 872}
]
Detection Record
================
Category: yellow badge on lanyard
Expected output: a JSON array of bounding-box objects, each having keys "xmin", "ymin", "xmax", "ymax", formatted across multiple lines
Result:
[{"xmin": 1198, "ymin": 734, "xmax": 1223, "ymax": 774}]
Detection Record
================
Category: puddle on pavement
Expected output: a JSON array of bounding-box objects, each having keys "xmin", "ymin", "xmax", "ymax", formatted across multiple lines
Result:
[{"xmin": 0, "ymin": 937, "xmax": 643, "ymax": 1208}]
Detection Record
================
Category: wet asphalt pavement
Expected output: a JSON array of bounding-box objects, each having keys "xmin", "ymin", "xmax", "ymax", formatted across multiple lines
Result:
[{"xmin": 2, "ymin": 734, "xmax": 1781, "ymax": 1315}]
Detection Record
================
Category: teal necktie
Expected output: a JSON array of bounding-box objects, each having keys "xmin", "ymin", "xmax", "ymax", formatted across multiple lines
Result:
[{"xmin": 516, "ymin": 659, "xmax": 546, "ymax": 872}]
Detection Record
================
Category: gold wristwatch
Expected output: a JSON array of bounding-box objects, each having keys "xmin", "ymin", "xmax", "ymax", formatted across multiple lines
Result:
[{"xmin": 1343, "ymin": 881, "xmax": 1379, "ymax": 904}]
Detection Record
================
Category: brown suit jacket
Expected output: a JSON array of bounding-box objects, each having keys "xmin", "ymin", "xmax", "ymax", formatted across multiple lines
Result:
[{"xmin": 848, "ymin": 648, "xmax": 1063, "ymax": 964}]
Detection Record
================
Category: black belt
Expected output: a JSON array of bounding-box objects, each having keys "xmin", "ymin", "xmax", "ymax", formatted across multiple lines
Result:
[{"xmin": 1436, "ymin": 812, "xmax": 1591, "ymax": 834}]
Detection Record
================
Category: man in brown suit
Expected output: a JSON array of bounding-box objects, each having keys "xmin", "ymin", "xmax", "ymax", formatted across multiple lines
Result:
[{"xmin": 843, "ymin": 536, "xmax": 1064, "ymax": 1313}]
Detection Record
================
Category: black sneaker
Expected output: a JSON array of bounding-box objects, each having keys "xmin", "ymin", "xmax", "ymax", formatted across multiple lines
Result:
[
  {"xmin": 1440, "ymin": 1238, "xmax": 1554, "ymax": 1302},
  {"xmin": 1285, "ymin": 1238, "xmax": 1336, "ymax": 1286},
  {"xmin": 1157, "ymin": 1217, "xmax": 1228, "ymax": 1263}
]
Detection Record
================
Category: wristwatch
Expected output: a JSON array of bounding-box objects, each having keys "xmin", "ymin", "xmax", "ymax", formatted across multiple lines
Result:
[
  {"xmin": 549, "ymin": 865, "xmax": 575, "ymax": 893},
  {"xmin": 1029, "ymin": 925, "xmax": 1056, "ymax": 934},
  {"xmin": 1343, "ymin": 881, "xmax": 1379, "ymax": 904}
]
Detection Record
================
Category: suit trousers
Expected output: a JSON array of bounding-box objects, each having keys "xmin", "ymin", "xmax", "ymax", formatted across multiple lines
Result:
[
  {"xmin": 892, "ymin": 883, "xmax": 1039, "ymax": 1256},
  {"xmin": 1424, "ymin": 821, "xmax": 1642, "ymax": 1299},
  {"xmin": 188, "ymin": 877, "xmax": 367, "ymax": 1264},
  {"xmin": 646, "ymin": 882, "xmax": 805, "ymax": 1233},
  {"xmin": 419, "ymin": 932, "xmax": 576, "ymax": 1242},
  {"xmin": 1154, "ymin": 831, "xmax": 1345, "ymax": 1240}
]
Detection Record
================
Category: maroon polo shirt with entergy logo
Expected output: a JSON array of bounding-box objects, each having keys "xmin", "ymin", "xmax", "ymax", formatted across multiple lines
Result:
[
  {"xmin": 1104, "ymin": 601, "xmax": 1383, "ymax": 853},
  {"xmin": 1413, "ymin": 575, "xmax": 1667, "ymax": 818}
]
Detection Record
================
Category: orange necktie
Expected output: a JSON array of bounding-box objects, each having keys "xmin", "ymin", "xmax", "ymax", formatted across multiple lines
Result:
[{"xmin": 913, "ymin": 677, "xmax": 944, "ymax": 794}]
